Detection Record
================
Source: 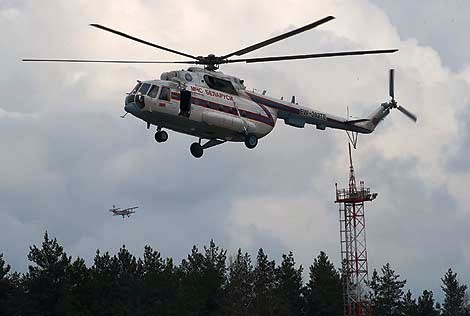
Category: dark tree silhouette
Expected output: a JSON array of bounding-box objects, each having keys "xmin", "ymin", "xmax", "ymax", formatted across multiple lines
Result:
[
  {"xmin": 224, "ymin": 249, "xmax": 255, "ymax": 316},
  {"xmin": 89, "ymin": 250, "xmax": 120, "ymax": 315},
  {"xmin": 253, "ymin": 248, "xmax": 277, "ymax": 316},
  {"xmin": 2, "ymin": 231, "xmax": 470, "ymax": 316},
  {"xmin": 416, "ymin": 289, "xmax": 439, "ymax": 316},
  {"xmin": 25, "ymin": 231, "xmax": 72, "ymax": 316},
  {"xmin": 141, "ymin": 245, "xmax": 177, "ymax": 315},
  {"xmin": 275, "ymin": 252, "xmax": 304, "ymax": 316},
  {"xmin": 178, "ymin": 240, "xmax": 227, "ymax": 316},
  {"xmin": 442, "ymin": 268, "xmax": 468, "ymax": 316},
  {"xmin": 304, "ymin": 251, "xmax": 342, "ymax": 316},
  {"xmin": 0, "ymin": 253, "xmax": 13, "ymax": 315},
  {"xmin": 401, "ymin": 289, "xmax": 417, "ymax": 316},
  {"xmin": 58, "ymin": 257, "xmax": 91, "ymax": 315},
  {"xmin": 369, "ymin": 263, "xmax": 406, "ymax": 316}
]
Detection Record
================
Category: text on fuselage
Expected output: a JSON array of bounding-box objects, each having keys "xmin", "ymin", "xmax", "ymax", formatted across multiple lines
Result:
[
  {"xmin": 299, "ymin": 108, "xmax": 327, "ymax": 120},
  {"xmin": 190, "ymin": 86, "xmax": 234, "ymax": 101}
]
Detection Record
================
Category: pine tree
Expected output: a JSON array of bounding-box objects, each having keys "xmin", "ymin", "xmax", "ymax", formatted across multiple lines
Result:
[
  {"xmin": 178, "ymin": 240, "xmax": 227, "ymax": 316},
  {"xmin": 113, "ymin": 245, "xmax": 144, "ymax": 314},
  {"xmin": 24, "ymin": 231, "xmax": 73, "ymax": 315},
  {"xmin": 201, "ymin": 240, "xmax": 227, "ymax": 315},
  {"xmin": 463, "ymin": 292, "xmax": 470, "ymax": 316},
  {"xmin": 0, "ymin": 253, "xmax": 12, "ymax": 315},
  {"xmin": 178, "ymin": 244, "xmax": 205, "ymax": 314},
  {"xmin": 4, "ymin": 271, "xmax": 26, "ymax": 316},
  {"xmin": 304, "ymin": 251, "xmax": 342, "ymax": 316},
  {"xmin": 89, "ymin": 249, "xmax": 120, "ymax": 315},
  {"xmin": 57, "ymin": 257, "xmax": 91, "ymax": 315},
  {"xmin": 141, "ymin": 245, "xmax": 177, "ymax": 315},
  {"xmin": 0, "ymin": 253, "xmax": 10, "ymax": 279},
  {"xmin": 368, "ymin": 263, "xmax": 406, "ymax": 316},
  {"xmin": 224, "ymin": 249, "xmax": 255, "ymax": 316},
  {"xmin": 401, "ymin": 290, "xmax": 417, "ymax": 316},
  {"xmin": 275, "ymin": 252, "xmax": 304, "ymax": 316},
  {"xmin": 416, "ymin": 289, "xmax": 439, "ymax": 316},
  {"xmin": 253, "ymin": 248, "xmax": 277, "ymax": 316},
  {"xmin": 441, "ymin": 268, "xmax": 467, "ymax": 316}
]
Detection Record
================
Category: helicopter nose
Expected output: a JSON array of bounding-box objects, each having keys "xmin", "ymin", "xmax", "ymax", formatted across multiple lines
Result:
[
  {"xmin": 124, "ymin": 101, "xmax": 139, "ymax": 114},
  {"xmin": 124, "ymin": 94, "xmax": 145, "ymax": 111},
  {"xmin": 124, "ymin": 94, "xmax": 145, "ymax": 115}
]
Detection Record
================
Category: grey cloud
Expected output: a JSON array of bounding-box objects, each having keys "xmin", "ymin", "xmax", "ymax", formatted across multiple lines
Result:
[
  {"xmin": 446, "ymin": 102, "xmax": 470, "ymax": 172},
  {"xmin": 360, "ymin": 153, "xmax": 467, "ymax": 298},
  {"xmin": 0, "ymin": 0, "xmax": 28, "ymax": 11},
  {"xmin": 371, "ymin": 0, "xmax": 470, "ymax": 71}
]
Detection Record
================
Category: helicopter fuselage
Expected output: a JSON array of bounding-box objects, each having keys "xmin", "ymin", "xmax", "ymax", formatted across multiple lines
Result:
[
  {"xmin": 125, "ymin": 78, "xmax": 277, "ymax": 142},
  {"xmin": 123, "ymin": 67, "xmax": 375, "ymax": 154}
]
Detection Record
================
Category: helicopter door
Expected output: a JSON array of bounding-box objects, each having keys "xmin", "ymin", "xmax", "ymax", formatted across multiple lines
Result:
[
  {"xmin": 179, "ymin": 90, "xmax": 191, "ymax": 118},
  {"xmin": 158, "ymin": 87, "xmax": 171, "ymax": 109}
]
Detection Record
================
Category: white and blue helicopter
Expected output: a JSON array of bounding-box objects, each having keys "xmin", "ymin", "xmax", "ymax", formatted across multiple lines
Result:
[{"xmin": 23, "ymin": 16, "xmax": 416, "ymax": 158}]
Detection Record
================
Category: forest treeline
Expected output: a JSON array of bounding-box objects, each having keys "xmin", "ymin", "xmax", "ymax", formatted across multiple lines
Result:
[{"xmin": 0, "ymin": 232, "xmax": 469, "ymax": 316}]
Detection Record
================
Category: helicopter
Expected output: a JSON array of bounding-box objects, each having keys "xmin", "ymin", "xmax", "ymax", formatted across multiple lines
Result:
[
  {"xmin": 109, "ymin": 205, "xmax": 138, "ymax": 218},
  {"xmin": 23, "ymin": 16, "xmax": 416, "ymax": 158}
]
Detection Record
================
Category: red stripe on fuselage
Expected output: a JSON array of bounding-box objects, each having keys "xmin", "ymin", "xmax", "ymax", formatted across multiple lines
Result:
[{"xmin": 170, "ymin": 93, "xmax": 275, "ymax": 127}]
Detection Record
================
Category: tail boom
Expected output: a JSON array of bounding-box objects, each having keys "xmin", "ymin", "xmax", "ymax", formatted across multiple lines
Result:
[{"xmin": 353, "ymin": 102, "xmax": 391, "ymax": 133}]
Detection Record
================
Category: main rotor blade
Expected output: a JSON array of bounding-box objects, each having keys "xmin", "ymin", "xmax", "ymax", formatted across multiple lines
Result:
[
  {"xmin": 397, "ymin": 105, "xmax": 417, "ymax": 122},
  {"xmin": 22, "ymin": 58, "xmax": 197, "ymax": 64},
  {"xmin": 220, "ymin": 16, "xmax": 335, "ymax": 59},
  {"xmin": 90, "ymin": 24, "xmax": 200, "ymax": 60},
  {"xmin": 225, "ymin": 49, "xmax": 398, "ymax": 64}
]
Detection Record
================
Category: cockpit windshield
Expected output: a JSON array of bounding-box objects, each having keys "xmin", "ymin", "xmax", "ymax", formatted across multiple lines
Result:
[{"xmin": 138, "ymin": 83, "xmax": 151, "ymax": 95}]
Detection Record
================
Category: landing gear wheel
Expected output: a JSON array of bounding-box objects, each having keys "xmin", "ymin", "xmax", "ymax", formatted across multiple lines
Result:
[
  {"xmin": 190, "ymin": 143, "xmax": 204, "ymax": 158},
  {"xmin": 244, "ymin": 134, "xmax": 258, "ymax": 149},
  {"xmin": 154, "ymin": 130, "xmax": 168, "ymax": 143}
]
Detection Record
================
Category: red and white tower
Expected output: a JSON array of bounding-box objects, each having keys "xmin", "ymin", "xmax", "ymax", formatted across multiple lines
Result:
[{"xmin": 335, "ymin": 144, "xmax": 377, "ymax": 316}]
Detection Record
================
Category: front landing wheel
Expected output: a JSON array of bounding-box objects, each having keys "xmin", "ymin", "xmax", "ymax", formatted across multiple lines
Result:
[
  {"xmin": 244, "ymin": 134, "xmax": 258, "ymax": 149},
  {"xmin": 155, "ymin": 131, "xmax": 168, "ymax": 143},
  {"xmin": 190, "ymin": 143, "xmax": 204, "ymax": 158}
]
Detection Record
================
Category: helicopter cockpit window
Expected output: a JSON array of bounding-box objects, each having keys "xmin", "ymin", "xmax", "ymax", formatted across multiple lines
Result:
[
  {"xmin": 138, "ymin": 83, "xmax": 151, "ymax": 95},
  {"xmin": 148, "ymin": 85, "xmax": 159, "ymax": 98},
  {"xmin": 159, "ymin": 87, "xmax": 170, "ymax": 101},
  {"xmin": 204, "ymin": 75, "xmax": 238, "ymax": 95}
]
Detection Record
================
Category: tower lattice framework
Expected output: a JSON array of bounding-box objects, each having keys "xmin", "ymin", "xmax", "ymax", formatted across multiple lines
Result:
[{"xmin": 335, "ymin": 144, "xmax": 377, "ymax": 316}]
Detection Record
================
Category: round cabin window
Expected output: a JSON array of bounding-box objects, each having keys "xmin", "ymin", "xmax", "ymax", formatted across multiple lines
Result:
[{"xmin": 185, "ymin": 73, "xmax": 193, "ymax": 82}]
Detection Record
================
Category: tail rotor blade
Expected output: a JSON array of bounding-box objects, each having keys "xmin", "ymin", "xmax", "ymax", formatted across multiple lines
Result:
[
  {"xmin": 389, "ymin": 69, "xmax": 395, "ymax": 99},
  {"xmin": 397, "ymin": 105, "xmax": 417, "ymax": 122}
]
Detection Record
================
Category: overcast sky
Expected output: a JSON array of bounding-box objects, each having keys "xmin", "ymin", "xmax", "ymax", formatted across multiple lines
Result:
[{"xmin": 1, "ymin": 0, "xmax": 469, "ymax": 300}]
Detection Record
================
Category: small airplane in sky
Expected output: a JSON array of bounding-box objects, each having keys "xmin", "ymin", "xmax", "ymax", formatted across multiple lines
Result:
[{"xmin": 109, "ymin": 205, "xmax": 139, "ymax": 218}]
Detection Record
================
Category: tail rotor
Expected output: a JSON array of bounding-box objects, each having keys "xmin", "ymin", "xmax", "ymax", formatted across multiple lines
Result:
[{"xmin": 387, "ymin": 69, "xmax": 417, "ymax": 122}]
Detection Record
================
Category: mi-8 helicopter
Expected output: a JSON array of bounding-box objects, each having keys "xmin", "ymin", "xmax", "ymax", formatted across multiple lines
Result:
[{"xmin": 23, "ymin": 16, "xmax": 416, "ymax": 158}]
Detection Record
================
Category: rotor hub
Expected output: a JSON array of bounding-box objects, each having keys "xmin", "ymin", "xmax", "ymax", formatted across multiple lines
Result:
[{"xmin": 197, "ymin": 54, "xmax": 226, "ymax": 70}]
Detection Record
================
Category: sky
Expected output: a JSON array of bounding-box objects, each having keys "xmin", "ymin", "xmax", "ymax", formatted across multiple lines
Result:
[{"xmin": 1, "ymin": 0, "xmax": 470, "ymax": 300}]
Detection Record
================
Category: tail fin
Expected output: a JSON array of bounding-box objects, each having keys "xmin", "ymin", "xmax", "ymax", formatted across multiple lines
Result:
[
  {"xmin": 353, "ymin": 69, "xmax": 416, "ymax": 133},
  {"xmin": 354, "ymin": 103, "xmax": 391, "ymax": 133}
]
